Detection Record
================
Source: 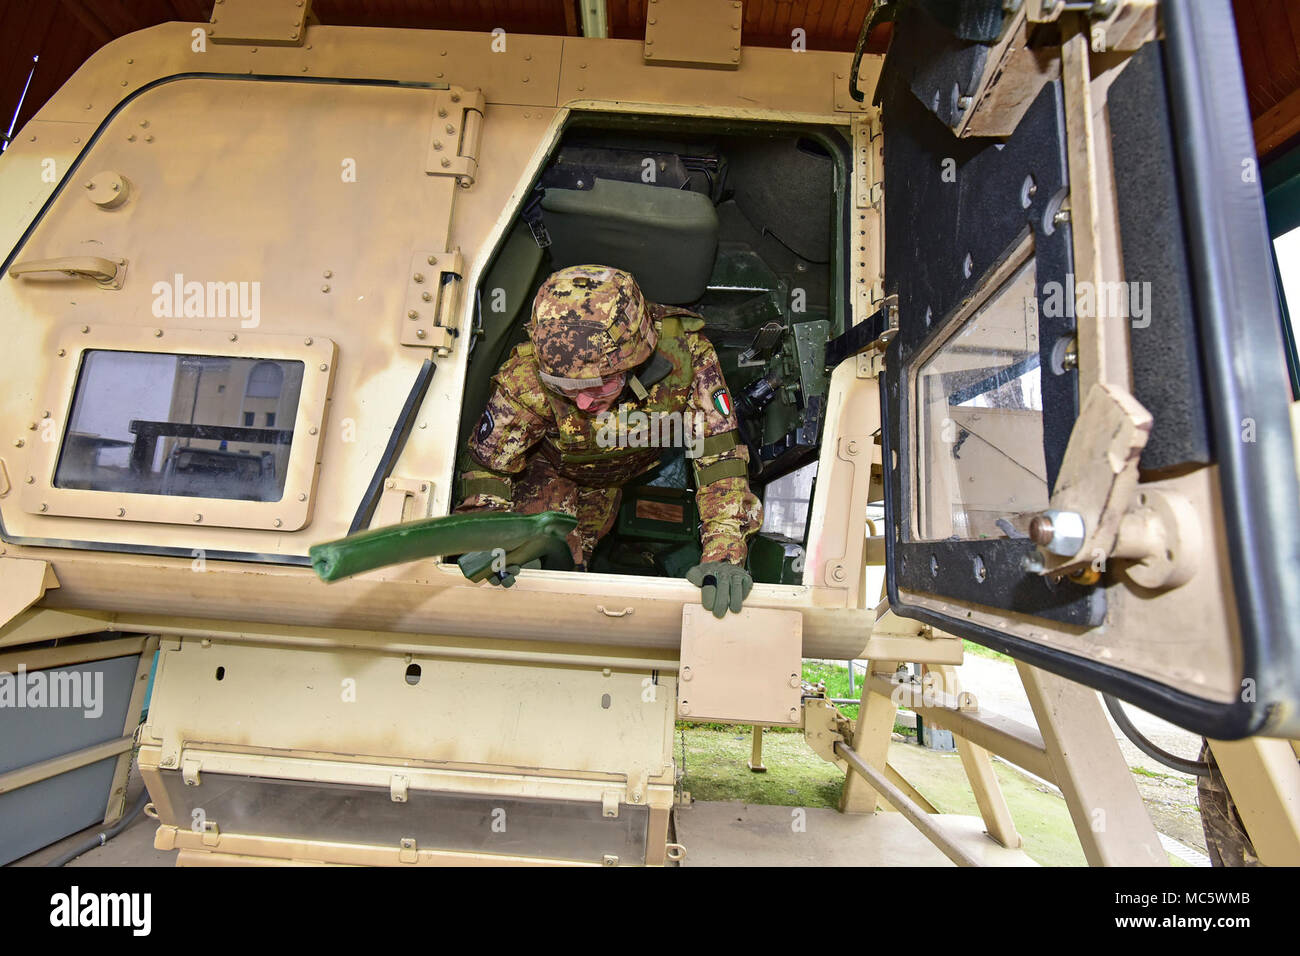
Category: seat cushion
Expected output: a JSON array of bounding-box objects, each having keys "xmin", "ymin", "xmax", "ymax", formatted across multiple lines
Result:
[{"xmin": 541, "ymin": 178, "xmax": 719, "ymax": 304}]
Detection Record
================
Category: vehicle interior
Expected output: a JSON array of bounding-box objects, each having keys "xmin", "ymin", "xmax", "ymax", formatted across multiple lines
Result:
[{"xmin": 456, "ymin": 115, "xmax": 850, "ymax": 584}]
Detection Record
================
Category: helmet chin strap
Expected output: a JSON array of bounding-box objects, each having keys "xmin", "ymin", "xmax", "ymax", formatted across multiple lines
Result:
[{"xmin": 627, "ymin": 350, "xmax": 674, "ymax": 401}]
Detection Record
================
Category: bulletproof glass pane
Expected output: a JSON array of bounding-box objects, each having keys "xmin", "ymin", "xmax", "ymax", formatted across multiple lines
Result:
[
  {"xmin": 54, "ymin": 351, "xmax": 304, "ymax": 502},
  {"xmin": 914, "ymin": 257, "xmax": 1048, "ymax": 541}
]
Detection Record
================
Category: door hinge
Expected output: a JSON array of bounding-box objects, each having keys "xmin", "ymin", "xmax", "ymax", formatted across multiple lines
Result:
[
  {"xmin": 401, "ymin": 248, "xmax": 464, "ymax": 356},
  {"xmin": 426, "ymin": 88, "xmax": 486, "ymax": 187}
]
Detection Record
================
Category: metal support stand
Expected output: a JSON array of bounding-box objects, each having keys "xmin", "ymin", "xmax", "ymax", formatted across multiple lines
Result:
[{"xmin": 747, "ymin": 724, "xmax": 767, "ymax": 772}]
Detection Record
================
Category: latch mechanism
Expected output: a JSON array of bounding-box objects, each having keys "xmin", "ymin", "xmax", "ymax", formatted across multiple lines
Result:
[{"xmin": 374, "ymin": 478, "xmax": 432, "ymax": 527}]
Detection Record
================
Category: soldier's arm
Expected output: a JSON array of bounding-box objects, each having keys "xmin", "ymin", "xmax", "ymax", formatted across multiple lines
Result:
[
  {"xmin": 457, "ymin": 350, "xmax": 550, "ymax": 511},
  {"xmin": 686, "ymin": 335, "xmax": 763, "ymax": 564}
]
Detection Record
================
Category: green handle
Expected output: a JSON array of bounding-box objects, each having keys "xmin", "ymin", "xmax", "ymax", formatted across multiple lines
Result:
[{"xmin": 309, "ymin": 510, "xmax": 577, "ymax": 583}]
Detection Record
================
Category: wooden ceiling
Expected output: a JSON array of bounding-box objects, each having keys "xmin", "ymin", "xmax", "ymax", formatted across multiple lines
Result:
[
  {"xmin": 2, "ymin": 0, "xmax": 1298, "ymax": 159},
  {"xmin": 1232, "ymin": 0, "xmax": 1300, "ymax": 158}
]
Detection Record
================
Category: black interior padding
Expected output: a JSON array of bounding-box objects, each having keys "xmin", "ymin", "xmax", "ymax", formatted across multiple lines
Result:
[
  {"xmin": 722, "ymin": 136, "xmax": 834, "ymax": 264},
  {"xmin": 541, "ymin": 178, "xmax": 718, "ymax": 304},
  {"xmin": 1108, "ymin": 41, "xmax": 1213, "ymax": 473}
]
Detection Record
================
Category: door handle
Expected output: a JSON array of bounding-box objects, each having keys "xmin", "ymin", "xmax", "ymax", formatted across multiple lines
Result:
[{"xmin": 8, "ymin": 255, "xmax": 126, "ymax": 289}]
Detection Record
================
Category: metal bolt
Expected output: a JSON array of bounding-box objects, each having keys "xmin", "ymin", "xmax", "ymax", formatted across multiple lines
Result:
[
  {"xmin": 321, "ymin": 284, "xmax": 330, "ymax": 293},
  {"xmin": 57, "ymin": 348, "xmax": 66, "ymax": 357},
  {"xmin": 1053, "ymin": 208, "xmax": 1071, "ymax": 225},
  {"xmin": 25, "ymin": 475, "xmax": 34, "ymax": 484},
  {"xmin": 318, "ymin": 363, "xmax": 328, "ymax": 371},
  {"xmin": 1029, "ymin": 509, "xmax": 1086, "ymax": 557},
  {"xmin": 117, "ymin": 508, "xmax": 126, "ymax": 517},
  {"xmin": 193, "ymin": 513, "xmax": 202, "ymax": 522},
  {"xmin": 441, "ymin": 158, "xmax": 451, "ymax": 168},
  {"xmin": 298, "ymin": 492, "xmax": 308, "ymax": 501},
  {"xmin": 304, "ymin": 337, "xmax": 312, "ymax": 345},
  {"xmin": 421, "ymin": 291, "xmax": 432, "ymax": 302},
  {"xmin": 432, "ymin": 140, "xmax": 443, "ymax": 151},
  {"xmin": 13, "ymin": 439, "xmax": 24, "ymax": 448},
  {"xmin": 438, "ymin": 107, "xmax": 448, "ymax": 117},
  {"xmin": 958, "ymin": 95, "xmax": 973, "ymax": 110},
  {"xmin": 323, "ymin": 269, "xmax": 332, "ymax": 278},
  {"xmin": 427, "ymin": 256, "xmax": 437, "ymax": 265},
  {"xmin": 274, "ymin": 518, "xmax": 282, "ymax": 528},
  {"xmin": 416, "ymin": 329, "xmax": 426, "ymax": 339},
  {"xmin": 39, "ymin": 503, "xmax": 47, "ymax": 512},
  {"xmin": 308, "ymin": 425, "xmax": 318, "ymax": 435},
  {"xmin": 229, "ymin": 333, "xmax": 237, "ymax": 341},
  {"xmin": 80, "ymin": 325, "xmax": 89, "ymax": 333},
  {"xmin": 408, "ymin": 310, "xmax": 419, "ymax": 319},
  {"xmin": 445, "ymin": 124, "xmax": 455, "ymax": 134},
  {"xmin": 413, "ymin": 273, "xmax": 424, "ymax": 283},
  {"xmin": 154, "ymin": 328, "xmax": 163, "ymax": 337}
]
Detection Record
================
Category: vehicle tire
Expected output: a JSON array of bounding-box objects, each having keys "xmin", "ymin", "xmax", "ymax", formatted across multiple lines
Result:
[{"xmin": 1197, "ymin": 739, "xmax": 1260, "ymax": 867}]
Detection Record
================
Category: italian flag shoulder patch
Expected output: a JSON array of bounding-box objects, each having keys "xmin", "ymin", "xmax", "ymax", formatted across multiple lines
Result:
[{"xmin": 711, "ymin": 387, "xmax": 733, "ymax": 417}]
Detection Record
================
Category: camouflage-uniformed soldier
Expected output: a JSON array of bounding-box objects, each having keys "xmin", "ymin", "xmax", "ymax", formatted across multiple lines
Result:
[{"xmin": 458, "ymin": 264, "xmax": 762, "ymax": 616}]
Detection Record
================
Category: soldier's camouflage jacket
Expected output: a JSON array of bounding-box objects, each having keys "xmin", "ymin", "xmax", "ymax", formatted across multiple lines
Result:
[{"xmin": 458, "ymin": 304, "xmax": 762, "ymax": 565}]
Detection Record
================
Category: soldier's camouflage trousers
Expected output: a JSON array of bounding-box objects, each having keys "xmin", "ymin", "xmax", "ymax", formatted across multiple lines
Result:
[{"xmin": 462, "ymin": 453, "xmax": 622, "ymax": 567}]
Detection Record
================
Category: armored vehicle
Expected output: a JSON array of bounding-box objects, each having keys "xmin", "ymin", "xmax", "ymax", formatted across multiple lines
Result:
[{"xmin": 1, "ymin": 0, "xmax": 1297, "ymax": 867}]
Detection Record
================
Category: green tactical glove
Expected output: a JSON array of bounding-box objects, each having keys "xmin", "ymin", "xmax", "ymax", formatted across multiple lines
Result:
[{"xmin": 686, "ymin": 561, "xmax": 753, "ymax": 619}]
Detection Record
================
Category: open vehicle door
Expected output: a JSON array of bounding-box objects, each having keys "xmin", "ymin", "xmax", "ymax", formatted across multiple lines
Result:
[{"xmin": 874, "ymin": 0, "xmax": 1300, "ymax": 739}]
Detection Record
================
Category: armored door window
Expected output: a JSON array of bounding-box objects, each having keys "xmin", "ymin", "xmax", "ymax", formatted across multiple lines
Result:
[{"xmin": 54, "ymin": 351, "xmax": 304, "ymax": 503}]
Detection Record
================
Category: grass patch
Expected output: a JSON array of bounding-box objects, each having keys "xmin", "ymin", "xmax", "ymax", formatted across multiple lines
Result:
[
  {"xmin": 1131, "ymin": 766, "xmax": 1170, "ymax": 780},
  {"xmin": 961, "ymin": 639, "xmax": 1013, "ymax": 663},
  {"xmin": 677, "ymin": 725, "xmax": 844, "ymax": 808},
  {"xmin": 802, "ymin": 660, "xmax": 859, "ymax": 718}
]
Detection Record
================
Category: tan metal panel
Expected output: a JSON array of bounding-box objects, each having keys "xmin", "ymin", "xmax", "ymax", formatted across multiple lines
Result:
[
  {"xmin": 678, "ymin": 605, "xmax": 802, "ymax": 725},
  {"xmin": 143, "ymin": 636, "xmax": 676, "ymax": 783}
]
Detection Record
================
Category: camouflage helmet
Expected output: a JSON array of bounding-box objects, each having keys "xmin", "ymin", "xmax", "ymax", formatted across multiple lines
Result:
[{"xmin": 528, "ymin": 265, "xmax": 657, "ymax": 390}]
